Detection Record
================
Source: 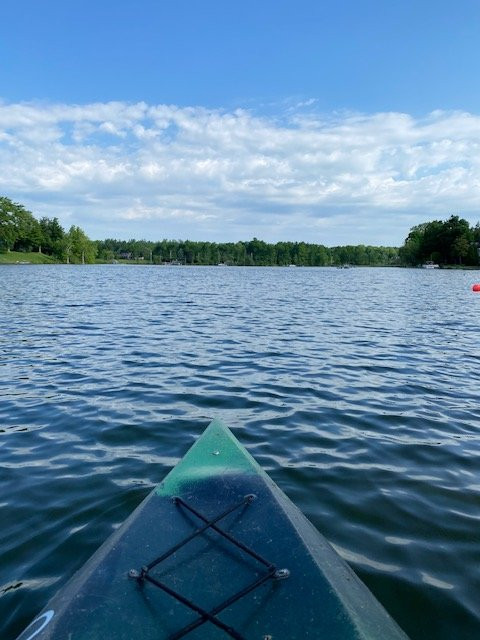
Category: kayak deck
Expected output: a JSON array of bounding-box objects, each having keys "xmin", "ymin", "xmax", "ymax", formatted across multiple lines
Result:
[{"xmin": 17, "ymin": 419, "xmax": 408, "ymax": 639}]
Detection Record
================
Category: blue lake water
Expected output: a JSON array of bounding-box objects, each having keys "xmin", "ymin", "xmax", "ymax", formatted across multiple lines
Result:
[{"xmin": 1, "ymin": 264, "xmax": 480, "ymax": 640}]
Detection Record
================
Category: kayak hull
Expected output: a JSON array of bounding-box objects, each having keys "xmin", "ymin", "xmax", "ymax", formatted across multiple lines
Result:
[{"xmin": 17, "ymin": 419, "xmax": 408, "ymax": 639}]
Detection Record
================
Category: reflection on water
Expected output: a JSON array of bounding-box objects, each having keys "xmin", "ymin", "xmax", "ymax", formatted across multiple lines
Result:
[{"xmin": 1, "ymin": 265, "xmax": 480, "ymax": 639}]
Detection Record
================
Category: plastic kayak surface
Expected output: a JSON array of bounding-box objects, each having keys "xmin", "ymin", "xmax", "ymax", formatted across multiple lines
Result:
[{"xmin": 17, "ymin": 419, "xmax": 409, "ymax": 640}]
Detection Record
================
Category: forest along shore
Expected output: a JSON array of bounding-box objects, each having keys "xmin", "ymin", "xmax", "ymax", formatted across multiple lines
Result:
[{"xmin": 2, "ymin": 196, "xmax": 480, "ymax": 267}]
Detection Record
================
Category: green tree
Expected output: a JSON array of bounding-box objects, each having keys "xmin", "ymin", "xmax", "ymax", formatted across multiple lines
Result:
[
  {"xmin": 400, "ymin": 215, "xmax": 476, "ymax": 266},
  {"xmin": 452, "ymin": 235, "xmax": 470, "ymax": 264},
  {"xmin": 63, "ymin": 226, "xmax": 96, "ymax": 263},
  {"xmin": 0, "ymin": 197, "xmax": 40, "ymax": 252},
  {"xmin": 0, "ymin": 197, "xmax": 18, "ymax": 251},
  {"xmin": 39, "ymin": 217, "xmax": 65, "ymax": 256},
  {"xmin": 442, "ymin": 215, "xmax": 473, "ymax": 264}
]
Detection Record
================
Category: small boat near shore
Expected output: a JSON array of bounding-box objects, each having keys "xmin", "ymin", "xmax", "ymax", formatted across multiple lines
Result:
[
  {"xmin": 16, "ymin": 419, "xmax": 408, "ymax": 640},
  {"xmin": 421, "ymin": 261, "xmax": 439, "ymax": 269}
]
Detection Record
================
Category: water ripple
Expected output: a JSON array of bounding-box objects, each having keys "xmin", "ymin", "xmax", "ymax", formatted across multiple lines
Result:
[{"xmin": 1, "ymin": 265, "xmax": 480, "ymax": 639}]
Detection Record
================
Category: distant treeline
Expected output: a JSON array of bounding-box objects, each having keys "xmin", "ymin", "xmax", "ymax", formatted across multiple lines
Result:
[
  {"xmin": 1, "ymin": 196, "xmax": 396, "ymax": 266},
  {"xmin": 96, "ymin": 237, "xmax": 399, "ymax": 266},
  {"xmin": 399, "ymin": 215, "xmax": 480, "ymax": 266},
  {"xmin": 3, "ymin": 195, "xmax": 479, "ymax": 267},
  {"xmin": 0, "ymin": 196, "xmax": 96, "ymax": 263}
]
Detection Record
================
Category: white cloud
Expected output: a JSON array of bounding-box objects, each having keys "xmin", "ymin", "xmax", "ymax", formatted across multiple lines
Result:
[{"xmin": 0, "ymin": 100, "xmax": 479, "ymax": 244}]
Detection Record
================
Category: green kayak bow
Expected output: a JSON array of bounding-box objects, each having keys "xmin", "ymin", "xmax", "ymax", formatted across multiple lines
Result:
[{"xmin": 17, "ymin": 419, "xmax": 409, "ymax": 640}]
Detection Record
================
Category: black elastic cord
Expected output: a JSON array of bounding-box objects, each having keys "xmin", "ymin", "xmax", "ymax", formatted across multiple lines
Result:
[
  {"xmin": 143, "ymin": 573, "xmax": 245, "ymax": 640},
  {"xmin": 175, "ymin": 496, "xmax": 274, "ymax": 570},
  {"xmin": 168, "ymin": 567, "xmax": 276, "ymax": 640},
  {"xmin": 145, "ymin": 495, "xmax": 252, "ymax": 573},
  {"xmin": 130, "ymin": 495, "xmax": 288, "ymax": 639}
]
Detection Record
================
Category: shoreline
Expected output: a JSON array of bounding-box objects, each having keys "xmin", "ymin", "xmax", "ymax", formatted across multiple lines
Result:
[{"xmin": 2, "ymin": 260, "xmax": 480, "ymax": 270}]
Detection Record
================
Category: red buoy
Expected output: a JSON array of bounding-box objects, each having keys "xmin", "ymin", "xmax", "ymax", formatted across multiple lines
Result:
[{"xmin": 472, "ymin": 284, "xmax": 480, "ymax": 292}]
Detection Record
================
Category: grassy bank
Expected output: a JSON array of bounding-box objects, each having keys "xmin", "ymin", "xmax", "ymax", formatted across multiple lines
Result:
[{"xmin": 0, "ymin": 251, "xmax": 57, "ymax": 264}]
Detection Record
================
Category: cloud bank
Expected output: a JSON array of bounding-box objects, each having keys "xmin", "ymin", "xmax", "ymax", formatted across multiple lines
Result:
[{"xmin": 1, "ymin": 100, "xmax": 479, "ymax": 245}]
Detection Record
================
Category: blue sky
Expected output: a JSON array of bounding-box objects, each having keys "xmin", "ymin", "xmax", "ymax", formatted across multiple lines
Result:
[{"xmin": 1, "ymin": 0, "xmax": 480, "ymax": 245}]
